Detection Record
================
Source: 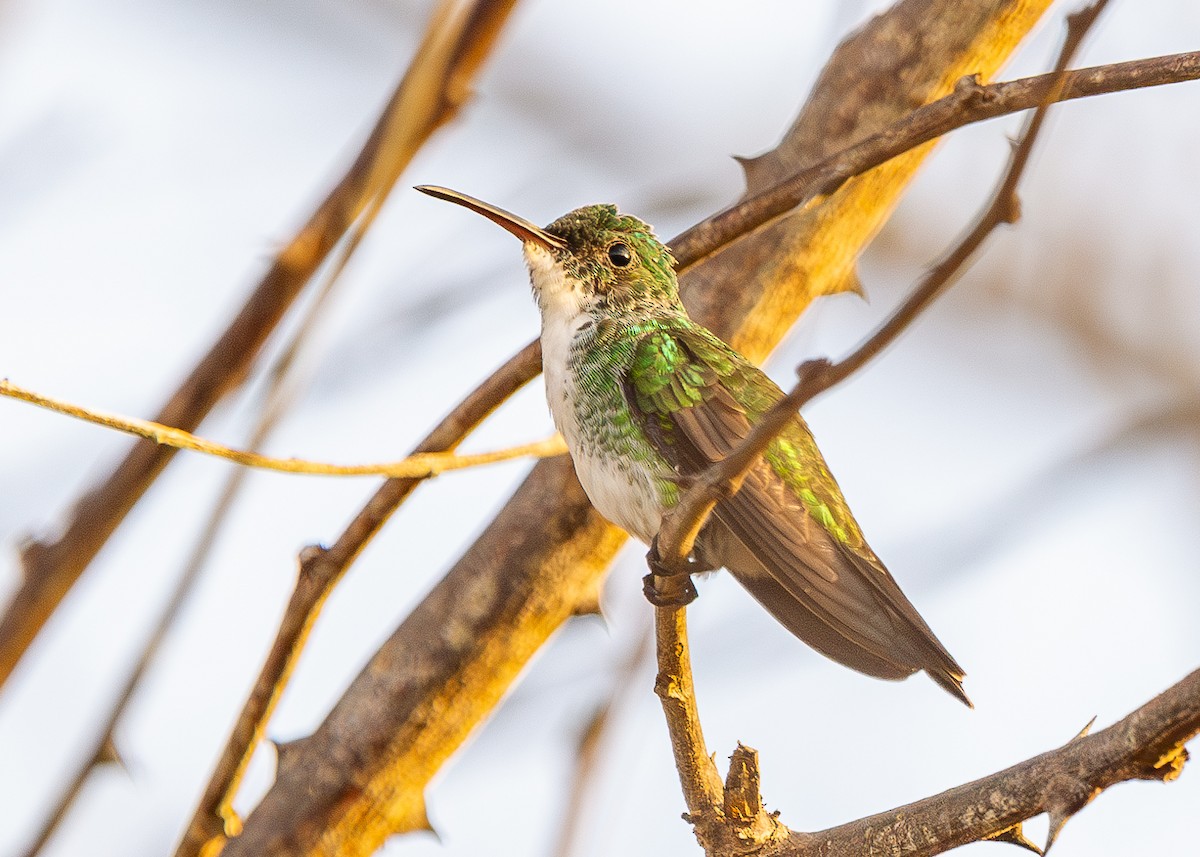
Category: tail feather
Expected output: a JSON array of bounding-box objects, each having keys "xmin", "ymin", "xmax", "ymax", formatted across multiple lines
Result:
[{"xmin": 705, "ymin": 521, "xmax": 970, "ymax": 706}]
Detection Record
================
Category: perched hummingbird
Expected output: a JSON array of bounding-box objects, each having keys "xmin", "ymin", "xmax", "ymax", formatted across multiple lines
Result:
[{"xmin": 417, "ymin": 186, "xmax": 969, "ymax": 706}]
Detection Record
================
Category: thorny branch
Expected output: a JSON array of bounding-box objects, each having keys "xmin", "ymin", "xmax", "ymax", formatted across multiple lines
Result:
[
  {"xmin": 646, "ymin": 5, "xmax": 1137, "ymax": 856},
  {"xmin": 671, "ymin": 47, "xmax": 1200, "ymax": 272}
]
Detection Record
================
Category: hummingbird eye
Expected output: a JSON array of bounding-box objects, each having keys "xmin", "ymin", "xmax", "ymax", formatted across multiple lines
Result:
[{"xmin": 607, "ymin": 242, "xmax": 633, "ymax": 268}]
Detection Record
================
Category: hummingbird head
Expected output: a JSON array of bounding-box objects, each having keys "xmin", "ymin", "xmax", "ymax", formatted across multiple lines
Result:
[{"xmin": 415, "ymin": 186, "xmax": 681, "ymax": 322}]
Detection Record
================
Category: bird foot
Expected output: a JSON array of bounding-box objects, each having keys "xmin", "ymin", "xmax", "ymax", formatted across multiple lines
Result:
[
  {"xmin": 643, "ymin": 536, "xmax": 699, "ymax": 607},
  {"xmin": 642, "ymin": 572, "xmax": 698, "ymax": 607}
]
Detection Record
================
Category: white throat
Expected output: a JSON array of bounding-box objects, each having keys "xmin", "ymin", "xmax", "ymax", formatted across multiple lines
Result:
[{"xmin": 523, "ymin": 241, "xmax": 592, "ymax": 445}]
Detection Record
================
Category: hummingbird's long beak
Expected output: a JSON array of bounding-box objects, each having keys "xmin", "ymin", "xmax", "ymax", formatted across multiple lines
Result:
[{"xmin": 415, "ymin": 186, "xmax": 565, "ymax": 251}]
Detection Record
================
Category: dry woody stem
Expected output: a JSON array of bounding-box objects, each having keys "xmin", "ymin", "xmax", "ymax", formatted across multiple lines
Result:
[{"xmin": 171, "ymin": 339, "xmax": 541, "ymax": 857}]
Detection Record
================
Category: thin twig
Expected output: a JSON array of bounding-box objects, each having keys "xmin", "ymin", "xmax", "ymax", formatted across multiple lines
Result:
[
  {"xmin": 0, "ymin": 0, "xmax": 522, "ymax": 690},
  {"xmin": 0, "ymin": 381, "xmax": 565, "ymax": 477}
]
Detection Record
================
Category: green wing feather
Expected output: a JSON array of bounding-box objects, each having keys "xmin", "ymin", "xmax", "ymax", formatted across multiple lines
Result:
[{"xmin": 623, "ymin": 324, "xmax": 969, "ymax": 705}]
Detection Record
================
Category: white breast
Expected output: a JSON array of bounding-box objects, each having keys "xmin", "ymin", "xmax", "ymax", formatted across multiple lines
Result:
[{"xmin": 524, "ymin": 242, "xmax": 665, "ymax": 542}]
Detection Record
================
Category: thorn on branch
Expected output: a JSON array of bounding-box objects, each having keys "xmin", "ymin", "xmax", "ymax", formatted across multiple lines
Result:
[
  {"xmin": 983, "ymin": 822, "xmax": 1044, "ymax": 855},
  {"xmin": 1042, "ymin": 774, "xmax": 1097, "ymax": 854},
  {"xmin": 96, "ymin": 737, "xmax": 127, "ymax": 770},
  {"xmin": 271, "ymin": 737, "xmax": 308, "ymax": 774},
  {"xmin": 1069, "ymin": 716, "xmax": 1098, "ymax": 744}
]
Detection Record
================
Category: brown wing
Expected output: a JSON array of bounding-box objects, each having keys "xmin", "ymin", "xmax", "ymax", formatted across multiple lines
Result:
[{"xmin": 625, "ymin": 329, "xmax": 969, "ymax": 704}]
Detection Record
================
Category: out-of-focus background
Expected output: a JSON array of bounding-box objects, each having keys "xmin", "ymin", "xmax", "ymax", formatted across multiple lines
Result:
[{"xmin": 1, "ymin": 1, "xmax": 1197, "ymax": 855}]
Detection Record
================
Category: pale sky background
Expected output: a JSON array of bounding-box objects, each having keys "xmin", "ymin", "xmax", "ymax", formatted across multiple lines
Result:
[{"xmin": 1, "ymin": 1, "xmax": 1198, "ymax": 856}]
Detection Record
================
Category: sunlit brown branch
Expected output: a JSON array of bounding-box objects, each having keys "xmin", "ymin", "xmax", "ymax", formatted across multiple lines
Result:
[
  {"xmin": 0, "ymin": 0, "xmax": 522, "ymax": 691},
  {"xmin": 172, "ymin": 337, "xmax": 543, "ymax": 857},
  {"xmin": 222, "ymin": 4, "xmax": 1059, "ymax": 855}
]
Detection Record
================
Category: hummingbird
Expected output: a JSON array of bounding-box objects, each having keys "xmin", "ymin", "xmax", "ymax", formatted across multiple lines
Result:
[{"xmin": 417, "ymin": 186, "xmax": 970, "ymax": 706}]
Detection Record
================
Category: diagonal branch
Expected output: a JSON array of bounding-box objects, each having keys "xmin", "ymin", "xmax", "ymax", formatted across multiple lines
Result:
[
  {"xmin": 0, "ymin": 0, "xmax": 522, "ymax": 690},
  {"xmin": 671, "ymin": 48, "xmax": 1200, "ymax": 272},
  {"xmin": 170, "ymin": 339, "xmax": 542, "ymax": 857}
]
